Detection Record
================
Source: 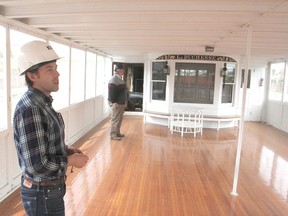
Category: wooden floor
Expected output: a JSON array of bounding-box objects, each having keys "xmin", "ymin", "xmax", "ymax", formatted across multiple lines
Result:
[{"xmin": 1, "ymin": 115, "xmax": 288, "ymax": 216}]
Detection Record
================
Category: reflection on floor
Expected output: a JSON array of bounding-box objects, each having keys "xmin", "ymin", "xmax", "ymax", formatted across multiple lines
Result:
[{"xmin": 1, "ymin": 116, "xmax": 288, "ymax": 216}]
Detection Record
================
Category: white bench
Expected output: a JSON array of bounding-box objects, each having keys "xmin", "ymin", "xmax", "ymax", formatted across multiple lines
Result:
[
  {"xmin": 202, "ymin": 115, "xmax": 241, "ymax": 131},
  {"xmin": 143, "ymin": 111, "xmax": 170, "ymax": 124},
  {"xmin": 143, "ymin": 111, "xmax": 241, "ymax": 131}
]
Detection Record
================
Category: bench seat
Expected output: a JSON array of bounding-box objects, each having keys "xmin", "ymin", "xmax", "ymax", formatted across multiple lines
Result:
[
  {"xmin": 202, "ymin": 115, "xmax": 241, "ymax": 131},
  {"xmin": 143, "ymin": 111, "xmax": 241, "ymax": 131}
]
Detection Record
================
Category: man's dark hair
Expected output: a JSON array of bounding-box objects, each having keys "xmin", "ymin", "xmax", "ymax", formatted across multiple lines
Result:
[
  {"xmin": 24, "ymin": 60, "xmax": 56, "ymax": 86},
  {"xmin": 114, "ymin": 63, "xmax": 124, "ymax": 71},
  {"xmin": 25, "ymin": 69, "xmax": 38, "ymax": 87}
]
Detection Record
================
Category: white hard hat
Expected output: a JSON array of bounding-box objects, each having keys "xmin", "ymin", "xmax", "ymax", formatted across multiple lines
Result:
[{"xmin": 18, "ymin": 40, "xmax": 61, "ymax": 75}]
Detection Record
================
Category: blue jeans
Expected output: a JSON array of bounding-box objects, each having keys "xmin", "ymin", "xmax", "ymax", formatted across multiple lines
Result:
[{"xmin": 20, "ymin": 177, "xmax": 66, "ymax": 216}]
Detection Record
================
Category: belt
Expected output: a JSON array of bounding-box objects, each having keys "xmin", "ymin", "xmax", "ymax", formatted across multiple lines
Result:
[{"xmin": 23, "ymin": 176, "xmax": 66, "ymax": 187}]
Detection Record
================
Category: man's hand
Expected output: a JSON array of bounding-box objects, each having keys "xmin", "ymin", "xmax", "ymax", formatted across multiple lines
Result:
[
  {"xmin": 67, "ymin": 146, "xmax": 84, "ymax": 156},
  {"xmin": 67, "ymin": 153, "xmax": 89, "ymax": 168}
]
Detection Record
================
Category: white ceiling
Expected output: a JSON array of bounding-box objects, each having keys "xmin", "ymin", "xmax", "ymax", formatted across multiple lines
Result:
[{"xmin": 1, "ymin": 0, "xmax": 288, "ymax": 67}]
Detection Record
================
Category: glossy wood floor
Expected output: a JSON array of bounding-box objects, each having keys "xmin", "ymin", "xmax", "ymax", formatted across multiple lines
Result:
[{"xmin": 1, "ymin": 116, "xmax": 288, "ymax": 216}]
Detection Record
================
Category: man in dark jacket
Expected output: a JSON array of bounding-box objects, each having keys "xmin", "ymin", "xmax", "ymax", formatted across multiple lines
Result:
[{"xmin": 108, "ymin": 63, "xmax": 126, "ymax": 140}]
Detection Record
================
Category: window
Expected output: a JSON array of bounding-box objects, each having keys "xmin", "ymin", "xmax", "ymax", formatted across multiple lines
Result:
[
  {"xmin": 70, "ymin": 48, "xmax": 85, "ymax": 104},
  {"xmin": 174, "ymin": 63, "xmax": 215, "ymax": 104},
  {"xmin": 50, "ymin": 42, "xmax": 70, "ymax": 110},
  {"xmin": 10, "ymin": 30, "xmax": 40, "ymax": 118},
  {"xmin": 104, "ymin": 57, "xmax": 112, "ymax": 97},
  {"xmin": 152, "ymin": 62, "xmax": 167, "ymax": 101},
  {"xmin": 85, "ymin": 52, "xmax": 96, "ymax": 99},
  {"xmin": 96, "ymin": 55, "xmax": 104, "ymax": 96},
  {"xmin": 269, "ymin": 62, "xmax": 285, "ymax": 101},
  {"xmin": 285, "ymin": 62, "xmax": 288, "ymax": 102},
  {"xmin": 221, "ymin": 63, "xmax": 236, "ymax": 103},
  {"xmin": 0, "ymin": 25, "xmax": 6, "ymax": 130}
]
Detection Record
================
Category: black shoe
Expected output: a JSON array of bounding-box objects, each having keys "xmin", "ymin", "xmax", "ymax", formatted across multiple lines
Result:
[
  {"xmin": 111, "ymin": 136, "xmax": 121, "ymax": 140},
  {"xmin": 117, "ymin": 133, "xmax": 125, "ymax": 137}
]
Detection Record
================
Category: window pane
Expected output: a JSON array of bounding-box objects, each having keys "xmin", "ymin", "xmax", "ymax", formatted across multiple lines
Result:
[
  {"xmin": 199, "ymin": 69, "xmax": 207, "ymax": 76},
  {"xmin": 221, "ymin": 63, "xmax": 236, "ymax": 103},
  {"xmin": 70, "ymin": 48, "xmax": 85, "ymax": 104},
  {"xmin": 285, "ymin": 62, "xmax": 288, "ymax": 102},
  {"xmin": 85, "ymin": 52, "xmax": 96, "ymax": 99},
  {"xmin": 0, "ymin": 25, "xmax": 6, "ymax": 130},
  {"xmin": 152, "ymin": 82, "xmax": 166, "ymax": 101},
  {"xmin": 10, "ymin": 30, "xmax": 41, "ymax": 118},
  {"xmin": 96, "ymin": 55, "xmax": 104, "ymax": 96},
  {"xmin": 50, "ymin": 42, "xmax": 70, "ymax": 110},
  {"xmin": 104, "ymin": 57, "xmax": 112, "ymax": 98},
  {"xmin": 225, "ymin": 64, "xmax": 236, "ymax": 84},
  {"xmin": 152, "ymin": 62, "xmax": 167, "ymax": 101},
  {"xmin": 152, "ymin": 62, "xmax": 166, "ymax": 80},
  {"xmin": 221, "ymin": 84, "xmax": 234, "ymax": 103},
  {"xmin": 174, "ymin": 63, "xmax": 215, "ymax": 104},
  {"xmin": 269, "ymin": 62, "xmax": 285, "ymax": 100}
]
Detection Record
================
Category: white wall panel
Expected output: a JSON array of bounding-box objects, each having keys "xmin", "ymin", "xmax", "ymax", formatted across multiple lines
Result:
[
  {"xmin": 266, "ymin": 101, "xmax": 283, "ymax": 128},
  {"xmin": 68, "ymin": 103, "xmax": 85, "ymax": 144},
  {"xmin": 0, "ymin": 132, "xmax": 9, "ymax": 198},
  {"xmin": 281, "ymin": 103, "xmax": 288, "ymax": 133},
  {"xmin": 7, "ymin": 132, "xmax": 22, "ymax": 188},
  {"xmin": 0, "ymin": 129, "xmax": 21, "ymax": 201},
  {"xmin": 60, "ymin": 109, "xmax": 70, "ymax": 144},
  {"xmin": 265, "ymin": 100, "xmax": 288, "ymax": 133},
  {"xmin": 84, "ymin": 98, "xmax": 95, "ymax": 128},
  {"xmin": 95, "ymin": 96, "xmax": 104, "ymax": 121}
]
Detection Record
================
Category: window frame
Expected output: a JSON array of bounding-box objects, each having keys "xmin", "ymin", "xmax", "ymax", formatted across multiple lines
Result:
[
  {"xmin": 70, "ymin": 47, "xmax": 86, "ymax": 104},
  {"xmin": 174, "ymin": 62, "xmax": 216, "ymax": 104},
  {"xmin": 221, "ymin": 63, "xmax": 236, "ymax": 104},
  {"xmin": 0, "ymin": 25, "xmax": 7, "ymax": 131},
  {"xmin": 151, "ymin": 61, "xmax": 167, "ymax": 101},
  {"xmin": 269, "ymin": 62, "xmax": 286, "ymax": 101}
]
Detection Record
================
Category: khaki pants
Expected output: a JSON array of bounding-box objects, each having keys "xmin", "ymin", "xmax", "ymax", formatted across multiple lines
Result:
[{"xmin": 110, "ymin": 104, "xmax": 125, "ymax": 137}]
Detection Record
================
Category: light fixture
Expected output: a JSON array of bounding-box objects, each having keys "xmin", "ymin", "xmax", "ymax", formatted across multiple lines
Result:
[
  {"xmin": 221, "ymin": 63, "xmax": 227, "ymax": 87},
  {"xmin": 220, "ymin": 63, "xmax": 227, "ymax": 77},
  {"xmin": 162, "ymin": 61, "xmax": 170, "ymax": 75},
  {"xmin": 205, "ymin": 45, "xmax": 214, "ymax": 52}
]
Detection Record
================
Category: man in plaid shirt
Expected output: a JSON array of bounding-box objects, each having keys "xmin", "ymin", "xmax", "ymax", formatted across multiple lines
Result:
[{"xmin": 13, "ymin": 40, "xmax": 89, "ymax": 216}]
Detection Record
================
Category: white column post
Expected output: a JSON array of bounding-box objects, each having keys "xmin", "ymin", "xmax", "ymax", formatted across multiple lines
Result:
[{"xmin": 231, "ymin": 26, "xmax": 252, "ymax": 196}]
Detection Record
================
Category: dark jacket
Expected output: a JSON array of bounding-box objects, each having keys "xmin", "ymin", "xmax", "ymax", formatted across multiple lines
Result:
[{"xmin": 108, "ymin": 74, "xmax": 126, "ymax": 105}]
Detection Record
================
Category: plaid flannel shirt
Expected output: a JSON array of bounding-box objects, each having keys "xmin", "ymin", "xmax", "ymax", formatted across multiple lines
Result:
[{"xmin": 13, "ymin": 87, "xmax": 68, "ymax": 182}]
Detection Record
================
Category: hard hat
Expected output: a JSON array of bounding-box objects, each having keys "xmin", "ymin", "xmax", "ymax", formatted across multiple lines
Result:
[{"xmin": 18, "ymin": 40, "xmax": 61, "ymax": 75}]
